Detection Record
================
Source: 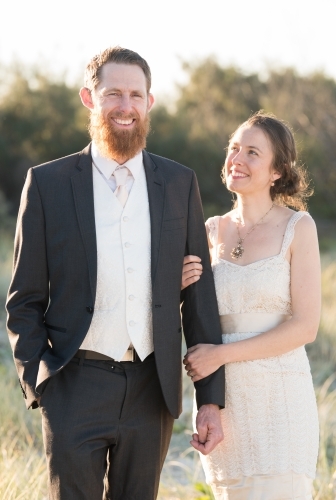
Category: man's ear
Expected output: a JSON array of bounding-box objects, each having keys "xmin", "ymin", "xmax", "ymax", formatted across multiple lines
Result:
[
  {"xmin": 147, "ymin": 92, "xmax": 155, "ymax": 112},
  {"xmin": 79, "ymin": 87, "xmax": 94, "ymax": 110}
]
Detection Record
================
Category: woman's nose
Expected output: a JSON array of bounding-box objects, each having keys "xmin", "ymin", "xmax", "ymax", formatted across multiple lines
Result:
[{"xmin": 232, "ymin": 150, "xmax": 243, "ymax": 164}]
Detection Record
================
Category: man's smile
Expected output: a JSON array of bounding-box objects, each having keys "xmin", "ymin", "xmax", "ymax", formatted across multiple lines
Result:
[{"xmin": 112, "ymin": 117, "xmax": 135, "ymax": 127}]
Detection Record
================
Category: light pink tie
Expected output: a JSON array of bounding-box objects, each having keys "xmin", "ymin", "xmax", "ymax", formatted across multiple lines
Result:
[{"xmin": 113, "ymin": 166, "xmax": 129, "ymax": 207}]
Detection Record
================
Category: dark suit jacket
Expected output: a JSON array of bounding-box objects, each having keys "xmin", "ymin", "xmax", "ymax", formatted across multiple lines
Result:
[{"xmin": 6, "ymin": 145, "xmax": 224, "ymax": 418}]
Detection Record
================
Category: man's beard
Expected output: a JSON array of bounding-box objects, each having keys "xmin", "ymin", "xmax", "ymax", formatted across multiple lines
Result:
[{"xmin": 88, "ymin": 110, "xmax": 150, "ymax": 161}]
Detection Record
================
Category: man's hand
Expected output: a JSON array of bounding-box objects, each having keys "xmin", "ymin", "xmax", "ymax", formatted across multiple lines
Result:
[{"xmin": 191, "ymin": 404, "xmax": 223, "ymax": 455}]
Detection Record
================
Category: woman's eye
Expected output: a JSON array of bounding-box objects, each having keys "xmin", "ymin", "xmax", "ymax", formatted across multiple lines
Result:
[{"xmin": 249, "ymin": 150, "xmax": 257, "ymax": 155}]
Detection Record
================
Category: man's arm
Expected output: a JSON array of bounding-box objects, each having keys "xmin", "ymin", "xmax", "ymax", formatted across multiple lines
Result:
[
  {"xmin": 181, "ymin": 171, "xmax": 224, "ymax": 408},
  {"xmin": 6, "ymin": 168, "xmax": 50, "ymax": 409},
  {"xmin": 181, "ymin": 171, "xmax": 225, "ymax": 453}
]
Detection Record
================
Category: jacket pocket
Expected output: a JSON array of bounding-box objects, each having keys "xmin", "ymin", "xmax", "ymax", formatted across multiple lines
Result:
[
  {"xmin": 45, "ymin": 323, "xmax": 67, "ymax": 333},
  {"xmin": 163, "ymin": 217, "xmax": 185, "ymax": 231}
]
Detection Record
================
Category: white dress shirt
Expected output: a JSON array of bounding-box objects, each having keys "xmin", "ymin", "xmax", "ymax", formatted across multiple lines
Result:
[
  {"xmin": 91, "ymin": 141, "xmax": 142, "ymax": 193},
  {"xmin": 80, "ymin": 143, "xmax": 154, "ymax": 361}
]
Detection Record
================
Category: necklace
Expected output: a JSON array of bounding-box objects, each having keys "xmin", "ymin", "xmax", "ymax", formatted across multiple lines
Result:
[{"xmin": 230, "ymin": 204, "xmax": 274, "ymax": 260}]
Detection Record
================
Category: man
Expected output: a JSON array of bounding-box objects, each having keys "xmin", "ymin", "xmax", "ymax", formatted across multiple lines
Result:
[{"xmin": 6, "ymin": 47, "xmax": 224, "ymax": 500}]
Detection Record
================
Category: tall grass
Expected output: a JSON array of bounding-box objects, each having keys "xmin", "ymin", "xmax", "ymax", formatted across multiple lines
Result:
[
  {"xmin": 0, "ymin": 329, "xmax": 47, "ymax": 499},
  {"xmin": 0, "ymin": 240, "xmax": 336, "ymax": 499},
  {"xmin": 0, "ymin": 230, "xmax": 13, "ymax": 318},
  {"xmin": 0, "ymin": 327, "xmax": 211, "ymax": 500},
  {"xmin": 310, "ymin": 248, "xmax": 336, "ymax": 499}
]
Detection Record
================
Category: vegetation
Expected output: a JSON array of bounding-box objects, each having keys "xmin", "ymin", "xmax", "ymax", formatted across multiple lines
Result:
[
  {"xmin": 1, "ymin": 60, "xmax": 336, "ymax": 218},
  {"xmin": 147, "ymin": 61, "xmax": 336, "ymax": 219},
  {"xmin": 0, "ymin": 249, "xmax": 336, "ymax": 499},
  {"xmin": 1, "ymin": 59, "xmax": 336, "ymax": 498}
]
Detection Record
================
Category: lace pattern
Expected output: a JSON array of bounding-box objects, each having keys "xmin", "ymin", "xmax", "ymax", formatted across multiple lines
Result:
[{"xmin": 199, "ymin": 211, "xmax": 319, "ymax": 482}]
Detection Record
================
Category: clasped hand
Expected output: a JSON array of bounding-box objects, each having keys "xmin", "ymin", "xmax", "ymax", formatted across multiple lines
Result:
[
  {"xmin": 183, "ymin": 344, "xmax": 222, "ymax": 382},
  {"xmin": 191, "ymin": 404, "xmax": 224, "ymax": 454}
]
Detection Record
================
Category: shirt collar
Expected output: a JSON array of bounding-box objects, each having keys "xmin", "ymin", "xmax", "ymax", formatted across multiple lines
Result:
[{"xmin": 91, "ymin": 142, "xmax": 143, "ymax": 180}]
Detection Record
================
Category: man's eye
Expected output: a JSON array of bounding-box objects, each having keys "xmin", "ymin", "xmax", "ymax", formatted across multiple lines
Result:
[{"xmin": 249, "ymin": 150, "xmax": 257, "ymax": 155}]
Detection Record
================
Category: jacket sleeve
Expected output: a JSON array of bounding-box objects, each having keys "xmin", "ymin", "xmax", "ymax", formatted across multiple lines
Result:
[
  {"xmin": 181, "ymin": 171, "xmax": 225, "ymax": 409},
  {"xmin": 6, "ymin": 168, "xmax": 50, "ymax": 409}
]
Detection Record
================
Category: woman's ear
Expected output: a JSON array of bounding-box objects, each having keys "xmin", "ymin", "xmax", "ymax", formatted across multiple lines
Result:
[{"xmin": 271, "ymin": 170, "xmax": 282, "ymax": 183}]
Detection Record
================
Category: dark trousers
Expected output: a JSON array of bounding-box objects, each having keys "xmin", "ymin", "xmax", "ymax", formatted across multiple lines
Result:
[{"xmin": 40, "ymin": 354, "xmax": 174, "ymax": 500}]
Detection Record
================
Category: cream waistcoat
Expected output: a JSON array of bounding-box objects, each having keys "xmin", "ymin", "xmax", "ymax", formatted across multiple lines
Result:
[{"xmin": 80, "ymin": 161, "xmax": 153, "ymax": 360}]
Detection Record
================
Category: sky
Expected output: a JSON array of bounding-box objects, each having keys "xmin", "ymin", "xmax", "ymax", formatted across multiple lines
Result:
[{"xmin": 1, "ymin": 0, "xmax": 335, "ymax": 98}]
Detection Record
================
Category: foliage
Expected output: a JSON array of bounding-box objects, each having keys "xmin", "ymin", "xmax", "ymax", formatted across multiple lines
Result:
[
  {"xmin": 148, "ymin": 60, "xmax": 336, "ymax": 219},
  {"xmin": 1, "ymin": 60, "xmax": 336, "ymax": 218},
  {"xmin": 1, "ymin": 59, "xmax": 336, "ymax": 498},
  {"xmin": 0, "ymin": 66, "xmax": 89, "ymax": 210}
]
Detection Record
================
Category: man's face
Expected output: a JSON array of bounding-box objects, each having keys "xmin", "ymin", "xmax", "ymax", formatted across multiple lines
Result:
[{"xmin": 80, "ymin": 62, "xmax": 154, "ymax": 161}]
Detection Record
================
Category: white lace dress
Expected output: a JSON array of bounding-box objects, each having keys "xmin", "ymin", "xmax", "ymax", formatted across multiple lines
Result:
[{"xmin": 199, "ymin": 211, "xmax": 319, "ymax": 500}]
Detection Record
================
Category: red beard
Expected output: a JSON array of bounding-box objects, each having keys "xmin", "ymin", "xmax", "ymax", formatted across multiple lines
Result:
[{"xmin": 88, "ymin": 110, "xmax": 150, "ymax": 161}]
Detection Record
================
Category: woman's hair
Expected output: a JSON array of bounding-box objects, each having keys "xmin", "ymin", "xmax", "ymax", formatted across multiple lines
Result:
[{"xmin": 222, "ymin": 111, "xmax": 313, "ymax": 211}]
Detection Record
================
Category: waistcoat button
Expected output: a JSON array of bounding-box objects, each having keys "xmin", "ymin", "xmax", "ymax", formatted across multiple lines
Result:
[{"xmin": 86, "ymin": 306, "xmax": 94, "ymax": 314}]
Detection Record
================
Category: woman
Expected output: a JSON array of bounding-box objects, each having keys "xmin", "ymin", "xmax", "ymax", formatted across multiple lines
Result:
[{"xmin": 182, "ymin": 112, "xmax": 320, "ymax": 500}]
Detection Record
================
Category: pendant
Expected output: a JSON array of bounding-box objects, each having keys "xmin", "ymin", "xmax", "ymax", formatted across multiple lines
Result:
[{"xmin": 231, "ymin": 241, "xmax": 244, "ymax": 260}]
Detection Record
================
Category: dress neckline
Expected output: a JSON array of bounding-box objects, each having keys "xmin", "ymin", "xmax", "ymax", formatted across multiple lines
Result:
[
  {"xmin": 216, "ymin": 253, "xmax": 290, "ymax": 268},
  {"xmin": 213, "ymin": 211, "xmax": 305, "ymax": 268}
]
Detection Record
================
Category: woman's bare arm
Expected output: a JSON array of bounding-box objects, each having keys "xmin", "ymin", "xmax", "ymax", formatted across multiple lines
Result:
[{"xmin": 184, "ymin": 215, "xmax": 321, "ymax": 381}]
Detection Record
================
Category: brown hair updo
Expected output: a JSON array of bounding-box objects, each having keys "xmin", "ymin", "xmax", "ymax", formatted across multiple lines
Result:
[{"xmin": 222, "ymin": 111, "xmax": 313, "ymax": 211}]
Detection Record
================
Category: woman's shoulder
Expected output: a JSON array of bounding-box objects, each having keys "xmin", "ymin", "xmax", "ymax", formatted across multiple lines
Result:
[
  {"xmin": 205, "ymin": 210, "xmax": 235, "ymax": 227},
  {"xmin": 290, "ymin": 210, "xmax": 317, "ymax": 239},
  {"xmin": 277, "ymin": 207, "xmax": 317, "ymax": 255},
  {"xmin": 279, "ymin": 207, "xmax": 315, "ymax": 230},
  {"xmin": 273, "ymin": 206, "xmax": 314, "ymax": 228},
  {"xmin": 205, "ymin": 211, "xmax": 234, "ymax": 247}
]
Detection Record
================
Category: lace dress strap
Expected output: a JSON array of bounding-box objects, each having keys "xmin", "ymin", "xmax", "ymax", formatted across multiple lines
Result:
[
  {"xmin": 205, "ymin": 216, "xmax": 220, "ymax": 248},
  {"xmin": 280, "ymin": 211, "xmax": 310, "ymax": 257}
]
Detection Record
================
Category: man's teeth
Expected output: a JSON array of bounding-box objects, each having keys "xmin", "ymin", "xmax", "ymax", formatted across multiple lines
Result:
[{"xmin": 114, "ymin": 118, "xmax": 133, "ymax": 125}]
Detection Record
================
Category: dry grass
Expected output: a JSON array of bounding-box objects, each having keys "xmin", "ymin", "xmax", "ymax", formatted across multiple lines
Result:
[
  {"xmin": 0, "ymin": 352, "xmax": 47, "ymax": 500},
  {"xmin": 0, "ymin": 243, "xmax": 336, "ymax": 499}
]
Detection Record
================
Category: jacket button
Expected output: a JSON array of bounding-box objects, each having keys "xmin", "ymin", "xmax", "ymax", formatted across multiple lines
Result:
[{"xmin": 86, "ymin": 306, "xmax": 94, "ymax": 314}]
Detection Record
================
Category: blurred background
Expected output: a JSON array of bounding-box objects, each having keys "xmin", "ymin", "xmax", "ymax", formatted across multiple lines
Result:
[{"xmin": 0, "ymin": 0, "xmax": 336, "ymax": 498}]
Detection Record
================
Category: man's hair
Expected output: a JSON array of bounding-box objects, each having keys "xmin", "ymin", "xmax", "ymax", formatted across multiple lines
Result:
[{"xmin": 84, "ymin": 46, "xmax": 151, "ymax": 92}]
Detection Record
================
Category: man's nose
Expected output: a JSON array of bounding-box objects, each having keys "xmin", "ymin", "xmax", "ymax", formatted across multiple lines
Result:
[{"xmin": 119, "ymin": 95, "xmax": 132, "ymax": 114}]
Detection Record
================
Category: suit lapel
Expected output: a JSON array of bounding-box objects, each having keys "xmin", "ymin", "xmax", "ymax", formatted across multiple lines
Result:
[
  {"xmin": 143, "ymin": 150, "xmax": 166, "ymax": 286},
  {"xmin": 71, "ymin": 144, "xmax": 97, "ymax": 301}
]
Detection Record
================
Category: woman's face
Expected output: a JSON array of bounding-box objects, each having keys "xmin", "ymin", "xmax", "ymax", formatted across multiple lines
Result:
[{"xmin": 225, "ymin": 125, "xmax": 281, "ymax": 196}]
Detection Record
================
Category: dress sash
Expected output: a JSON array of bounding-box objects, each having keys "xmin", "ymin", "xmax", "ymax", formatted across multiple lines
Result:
[{"xmin": 220, "ymin": 313, "xmax": 291, "ymax": 334}]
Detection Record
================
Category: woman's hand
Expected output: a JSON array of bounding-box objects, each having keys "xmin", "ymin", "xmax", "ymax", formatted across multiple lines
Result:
[
  {"xmin": 183, "ymin": 344, "xmax": 223, "ymax": 382},
  {"xmin": 181, "ymin": 255, "xmax": 203, "ymax": 290}
]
